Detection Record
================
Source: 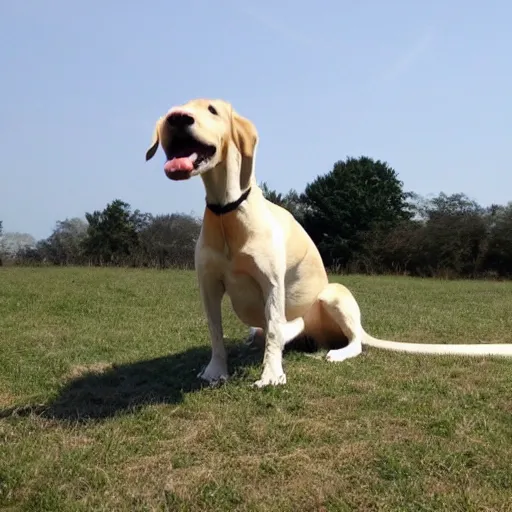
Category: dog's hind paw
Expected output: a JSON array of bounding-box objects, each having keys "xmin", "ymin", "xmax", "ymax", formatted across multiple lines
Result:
[
  {"xmin": 244, "ymin": 327, "xmax": 265, "ymax": 347},
  {"xmin": 326, "ymin": 343, "xmax": 362, "ymax": 363}
]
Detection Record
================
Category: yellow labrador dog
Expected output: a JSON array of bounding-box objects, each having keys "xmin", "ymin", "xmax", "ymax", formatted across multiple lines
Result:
[{"xmin": 146, "ymin": 98, "xmax": 512, "ymax": 387}]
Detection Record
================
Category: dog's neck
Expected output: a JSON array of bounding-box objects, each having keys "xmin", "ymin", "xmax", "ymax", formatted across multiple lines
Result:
[{"xmin": 201, "ymin": 140, "xmax": 257, "ymax": 208}]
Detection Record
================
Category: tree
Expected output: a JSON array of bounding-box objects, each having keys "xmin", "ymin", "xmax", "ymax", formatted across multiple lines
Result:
[
  {"xmin": 485, "ymin": 202, "xmax": 512, "ymax": 277},
  {"xmin": 415, "ymin": 193, "xmax": 487, "ymax": 277},
  {"xmin": 38, "ymin": 217, "xmax": 88, "ymax": 265},
  {"xmin": 0, "ymin": 232, "xmax": 37, "ymax": 256},
  {"xmin": 301, "ymin": 156, "xmax": 412, "ymax": 267},
  {"xmin": 422, "ymin": 192, "xmax": 484, "ymax": 220},
  {"xmin": 139, "ymin": 214, "xmax": 201, "ymax": 268},
  {"xmin": 359, "ymin": 192, "xmax": 490, "ymax": 277},
  {"xmin": 260, "ymin": 182, "xmax": 285, "ymax": 207},
  {"xmin": 83, "ymin": 199, "xmax": 142, "ymax": 265},
  {"xmin": 260, "ymin": 182, "xmax": 309, "ymax": 224}
]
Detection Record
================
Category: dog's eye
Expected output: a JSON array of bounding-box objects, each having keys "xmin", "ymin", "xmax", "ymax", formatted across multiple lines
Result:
[{"xmin": 208, "ymin": 105, "xmax": 218, "ymax": 116}]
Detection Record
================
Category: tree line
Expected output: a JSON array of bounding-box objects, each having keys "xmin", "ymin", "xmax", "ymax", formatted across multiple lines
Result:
[
  {"xmin": 0, "ymin": 204, "xmax": 201, "ymax": 270},
  {"xmin": 2, "ymin": 156, "xmax": 512, "ymax": 278}
]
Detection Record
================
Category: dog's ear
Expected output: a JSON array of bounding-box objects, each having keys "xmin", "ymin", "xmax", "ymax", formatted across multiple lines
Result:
[
  {"xmin": 145, "ymin": 117, "xmax": 163, "ymax": 161},
  {"xmin": 231, "ymin": 110, "xmax": 259, "ymax": 189},
  {"xmin": 231, "ymin": 110, "xmax": 258, "ymax": 158}
]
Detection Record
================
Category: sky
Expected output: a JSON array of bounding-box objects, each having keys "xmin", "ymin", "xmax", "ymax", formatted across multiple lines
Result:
[{"xmin": 1, "ymin": 0, "xmax": 511, "ymax": 240}]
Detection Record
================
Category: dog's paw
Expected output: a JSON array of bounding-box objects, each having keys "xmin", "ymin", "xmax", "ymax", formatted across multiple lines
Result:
[
  {"xmin": 325, "ymin": 349, "xmax": 347, "ymax": 363},
  {"xmin": 252, "ymin": 371, "xmax": 287, "ymax": 388},
  {"xmin": 326, "ymin": 344, "xmax": 362, "ymax": 363},
  {"xmin": 197, "ymin": 359, "xmax": 229, "ymax": 386}
]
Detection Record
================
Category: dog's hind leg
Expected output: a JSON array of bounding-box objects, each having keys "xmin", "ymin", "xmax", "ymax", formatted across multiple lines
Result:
[{"xmin": 315, "ymin": 283, "xmax": 364, "ymax": 363}]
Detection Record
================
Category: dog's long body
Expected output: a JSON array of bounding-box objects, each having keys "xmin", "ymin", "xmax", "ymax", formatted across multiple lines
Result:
[{"xmin": 146, "ymin": 98, "xmax": 512, "ymax": 387}]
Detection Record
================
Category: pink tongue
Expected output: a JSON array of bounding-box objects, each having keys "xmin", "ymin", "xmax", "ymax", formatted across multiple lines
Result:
[{"xmin": 164, "ymin": 157, "xmax": 194, "ymax": 173}]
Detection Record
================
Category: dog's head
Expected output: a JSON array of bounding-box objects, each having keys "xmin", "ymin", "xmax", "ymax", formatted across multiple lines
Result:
[{"xmin": 145, "ymin": 99, "xmax": 258, "ymax": 181}]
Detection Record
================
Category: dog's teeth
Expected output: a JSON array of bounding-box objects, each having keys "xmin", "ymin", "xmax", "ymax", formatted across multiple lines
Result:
[{"xmin": 189, "ymin": 153, "xmax": 198, "ymax": 163}]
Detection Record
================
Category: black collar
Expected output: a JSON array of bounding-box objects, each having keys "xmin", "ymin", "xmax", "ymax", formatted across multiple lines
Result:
[{"xmin": 206, "ymin": 188, "xmax": 251, "ymax": 216}]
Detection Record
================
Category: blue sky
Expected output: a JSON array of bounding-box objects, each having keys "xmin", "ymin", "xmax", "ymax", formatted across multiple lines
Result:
[{"xmin": 1, "ymin": 0, "xmax": 511, "ymax": 239}]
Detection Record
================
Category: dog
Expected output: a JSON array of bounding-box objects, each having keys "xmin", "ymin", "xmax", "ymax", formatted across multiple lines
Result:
[{"xmin": 146, "ymin": 98, "xmax": 512, "ymax": 387}]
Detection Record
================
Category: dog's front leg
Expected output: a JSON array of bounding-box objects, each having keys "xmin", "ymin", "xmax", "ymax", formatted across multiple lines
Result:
[
  {"xmin": 253, "ymin": 283, "xmax": 286, "ymax": 387},
  {"xmin": 253, "ymin": 269, "xmax": 304, "ymax": 388},
  {"xmin": 197, "ymin": 275, "xmax": 228, "ymax": 385}
]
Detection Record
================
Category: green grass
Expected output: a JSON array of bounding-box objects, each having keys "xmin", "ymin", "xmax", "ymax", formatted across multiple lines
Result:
[{"xmin": 1, "ymin": 267, "xmax": 512, "ymax": 511}]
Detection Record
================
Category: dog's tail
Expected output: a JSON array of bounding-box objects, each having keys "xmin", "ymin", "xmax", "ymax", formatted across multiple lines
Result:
[{"xmin": 362, "ymin": 330, "xmax": 512, "ymax": 357}]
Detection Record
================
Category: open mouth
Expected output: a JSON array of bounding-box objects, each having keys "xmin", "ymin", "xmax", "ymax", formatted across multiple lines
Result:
[{"xmin": 164, "ymin": 134, "xmax": 216, "ymax": 180}]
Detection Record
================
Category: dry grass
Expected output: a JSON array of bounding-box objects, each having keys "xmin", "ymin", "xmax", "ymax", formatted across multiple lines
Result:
[{"xmin": 1, "ymin": 267, "xmax": 512, "ymax": 511}]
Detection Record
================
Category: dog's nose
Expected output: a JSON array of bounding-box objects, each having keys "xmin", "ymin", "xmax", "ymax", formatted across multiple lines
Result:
[{"xmin": 166, "ymin": 110, "xmax": 195, "ymax": 129}]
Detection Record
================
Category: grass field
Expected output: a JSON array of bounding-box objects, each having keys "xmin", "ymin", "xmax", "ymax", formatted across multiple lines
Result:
[{"xmin": 1, "ymin": 267, "xmax": 512, "ymax": 511}]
